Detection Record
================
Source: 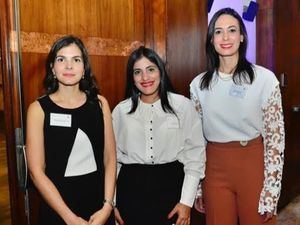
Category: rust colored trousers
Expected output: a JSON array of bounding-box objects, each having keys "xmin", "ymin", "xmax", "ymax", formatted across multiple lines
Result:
[{"xmin": 203, "ymin": 137, "xmax": 276, "ymax": 225}]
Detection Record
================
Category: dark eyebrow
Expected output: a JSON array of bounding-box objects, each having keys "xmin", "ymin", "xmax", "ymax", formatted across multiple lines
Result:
[
  {"xmin": 146, "ymin": 65, "xmax": 157, "ymax": 69},
  {"xmin": 134, "ymin": 65, "xmax": 156, "ymax": 69},
  {"xmin": 55, "ymin": 55, "xmax": 82, "ymax": 59},
  {"xmin": 214, "ymin": 25, "xmax": 238, "ymax": 30}
]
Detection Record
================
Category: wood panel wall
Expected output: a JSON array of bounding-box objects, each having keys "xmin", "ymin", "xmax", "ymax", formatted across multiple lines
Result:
[
  {"xmin": 19, "ymin": 0, "xmax": 144, "ymax": 110},
  {"xmin": 0, "ymin": 52, "xmax": 3, "ymax": 110},
  {"xmin": 166, "ymin": 0, "xmax": 207, "ymax": 97},
  {"xmin": 19, "ymin": 0, "xmax": 206, "ymax": 110},
  {"xmin": 256, "ymin": 0, "xmax": 274, "ymax": 71}
]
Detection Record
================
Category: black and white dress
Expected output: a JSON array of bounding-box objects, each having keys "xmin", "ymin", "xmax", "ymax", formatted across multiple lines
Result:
[{"xmin": 37, "ymin": 95, "xmax": 114, "ymax": 225}]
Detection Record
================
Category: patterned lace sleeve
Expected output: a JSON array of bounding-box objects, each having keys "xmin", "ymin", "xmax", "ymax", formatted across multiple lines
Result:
[
  {"xmin": 190, "ymin": 90, "xmax": 204, "ymax": 199},
  {"xmin": 190, "ymin": 91, "xmax": 203, "ymax": 118},
  {"xmin": 259, "ymin": 85, "xmax": 285, "ymax": 215}
]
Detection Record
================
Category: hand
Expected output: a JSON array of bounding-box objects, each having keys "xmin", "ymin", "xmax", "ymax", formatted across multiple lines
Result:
[
  {"xmin": 88, "ymin": 205, "xmax": 112, "ymax": 225},
  {"xmin": 168, "ymin": 203, "xmax": 191, "ymax": 225},
  {"xmin": 261, "ymin": 212, "xmax": 274, "ymax": 223},
  {"xmin": 114, "ymin": 207, "xmax": 125, "ymax": 225},
  {"xmin": 260, "ymin": 191, "xmax": 275, "ymax": 223},
  {"xmin": 67, "ymin": 216, "xmax": 88, "ymax": 225},
  {"xmin": 194, "ymin": 197, "xmax": 205, "ymax": 213},
  {"xmin": 76, "ymin": 217, "xmax": 89, "ymax": 225}
]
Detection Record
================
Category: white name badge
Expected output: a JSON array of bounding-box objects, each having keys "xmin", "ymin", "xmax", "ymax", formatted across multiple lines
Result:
[
  {"xmin": 50, "ymin": 113, "xmax": 72, "ymax": 127},
  {"xmin": 229, "ymin": 84, "xmax": 247, "ymax": 99}
]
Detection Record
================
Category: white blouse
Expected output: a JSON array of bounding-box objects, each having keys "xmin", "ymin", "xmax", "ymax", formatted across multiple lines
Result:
[
  {"xmin": 112, "ymin": 93, "xmax": 206, "ymax": 207},
  {"xmin": 190, "ymin": 64, "xmax": 285, "ymax": 214}
]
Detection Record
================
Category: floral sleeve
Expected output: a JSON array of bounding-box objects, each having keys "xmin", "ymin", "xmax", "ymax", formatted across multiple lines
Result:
[
  {"xmin": 190, "ymin": 91, "xmax": 203, "ymax": 118},
  {"xmin": 190, "ymin": 90, "xmax": 204, "ymax": 198},
  {"xmin": 259, "ymin": 85, "xmax": 285, "ymax": 215}
]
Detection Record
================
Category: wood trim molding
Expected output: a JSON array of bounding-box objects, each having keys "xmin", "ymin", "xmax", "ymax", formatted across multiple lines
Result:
[{"xmin": 18, "ymin": 31, "xmax": 143, "ymax": 56}]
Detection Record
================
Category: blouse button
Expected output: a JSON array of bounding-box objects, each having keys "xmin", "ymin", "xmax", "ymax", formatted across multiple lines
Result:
[
  {"xmin": 150, "ymin": 128, "xmax": 152, "ymax": 131},
  {"xmin": 150, "ymin": 137, "xmax": 153, "ymax": 140}
]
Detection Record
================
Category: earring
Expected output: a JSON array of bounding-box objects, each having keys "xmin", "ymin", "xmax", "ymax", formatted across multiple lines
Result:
[
  {"xmin": 53, "ymin": 74, "xmax": 57, "ymax": 79},
  {"xmin": 82, "ymin": 75, "xmax": 85, "ymax": 79}
]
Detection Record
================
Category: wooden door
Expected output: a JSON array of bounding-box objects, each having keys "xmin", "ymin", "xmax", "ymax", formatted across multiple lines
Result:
[
  {"xmin": 257, "ymin": 0, "xmax": 300, "ymax": 209},
  {"xmin": 0, "ymin": 0, "xmax": 30, "ymax": 224},
  {"xmin": 2, "ymin": 0, "xmax": 207, "ymax": 224},
  {"xmin": 274, "ymin": 0, "xmax": 300, "ymax": 208}
]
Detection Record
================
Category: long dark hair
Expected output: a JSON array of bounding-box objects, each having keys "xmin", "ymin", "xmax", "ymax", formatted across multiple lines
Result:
[
  {"xmin": 44, "ymin": 35, "xmax": 99, "ymax": 101},
  {"xmin": 201, "ymin": 7, "xmax": 254, "ymax": 89},
  {"xmin": 125, "ymin": 46, "xmax": 176, "ymax": 114}
]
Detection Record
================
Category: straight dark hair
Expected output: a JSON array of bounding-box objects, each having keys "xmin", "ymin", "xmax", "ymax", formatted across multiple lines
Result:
[
  {"xmin": 201, "ymin": 7, "xmax": 254, "ymax": 89},
  {"xmin": 44, "ymin": 35, "xmax": 99, "ymax": 102},
  {"xmin": 125, "ymin": 46, "xmax": 176, "ymax": 114}
]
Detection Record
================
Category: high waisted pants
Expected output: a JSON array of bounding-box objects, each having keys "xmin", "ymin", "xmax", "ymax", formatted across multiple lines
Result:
[{"xmin": 203, "ymin": 137, "xmax": 276, "ymax": 225}]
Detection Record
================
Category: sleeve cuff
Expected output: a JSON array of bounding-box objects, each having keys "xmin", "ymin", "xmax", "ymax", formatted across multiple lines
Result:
[{"xmin": 180, "ymin": 174, "xmax": 199, "ymax": 207}]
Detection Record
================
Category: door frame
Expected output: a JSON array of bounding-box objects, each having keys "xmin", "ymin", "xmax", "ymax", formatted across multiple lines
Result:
[{"xmin": 0, "ymin": 0, "xmax": 28, "ymax": 224}]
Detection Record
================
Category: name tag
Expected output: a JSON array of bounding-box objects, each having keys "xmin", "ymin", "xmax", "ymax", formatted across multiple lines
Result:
[
  {"xmin": 50, "ymin": 113, "xmax": 72, "ymax": 127},
  {"xmin": 229, "ymin": 84, "xmax": 247, "ymax": 99}
]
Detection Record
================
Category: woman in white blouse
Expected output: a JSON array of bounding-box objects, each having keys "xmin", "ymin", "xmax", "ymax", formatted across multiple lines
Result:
[
  {"xmin": 190, "ymin": 8, "xmax": 284, "ymax": 225},
  {"xmin": 112, "ymin": 46, "xmax": 206, "ymax": 225}
]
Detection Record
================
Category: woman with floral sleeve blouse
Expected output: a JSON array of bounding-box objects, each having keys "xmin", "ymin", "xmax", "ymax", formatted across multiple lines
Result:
[{"xmin": 190, "ymin": 8, "xmax": 284, "ymax": 225}]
